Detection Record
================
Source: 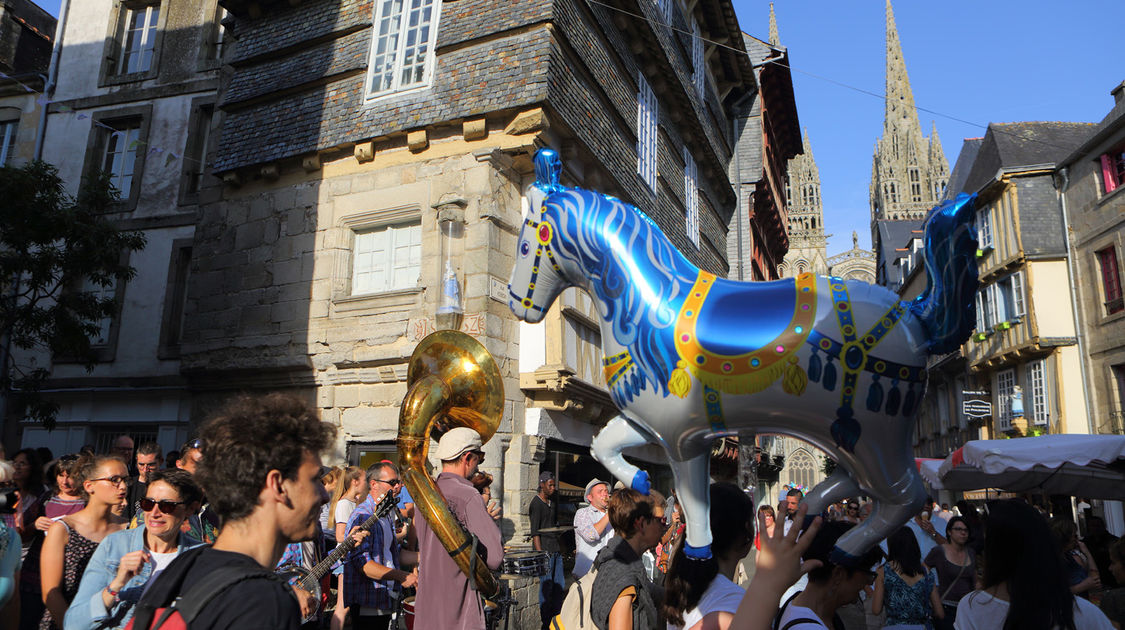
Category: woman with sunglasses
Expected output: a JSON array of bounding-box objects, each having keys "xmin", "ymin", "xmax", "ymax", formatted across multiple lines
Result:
[
  {"xmin": 590, "ymin": 488, "xmax": 666, "ymax": 630},
  {"xmin": 63, "ymin": 469, "xmax": 202, "ymax": 630},
  {"xmin": 38, "ymin": 454, "xmax": 129, "ymax": 629}
]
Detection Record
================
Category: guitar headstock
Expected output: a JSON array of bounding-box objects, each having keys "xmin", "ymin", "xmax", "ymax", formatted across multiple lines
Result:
[{"xmin": 374, "ymin": 489, "xmax": 397, "ymax": 519}]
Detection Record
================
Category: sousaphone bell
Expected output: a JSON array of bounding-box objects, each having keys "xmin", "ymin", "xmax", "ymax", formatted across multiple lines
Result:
[{"xmin": 397, "ymin": 330, "xmax": 503, "ymax": 598}]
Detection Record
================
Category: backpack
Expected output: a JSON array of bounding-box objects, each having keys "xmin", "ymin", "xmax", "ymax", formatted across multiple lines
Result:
[
  {"xmin": 549, "ymin": 566, "xmax": 600, "ymax": 630},
  {"xmin": 125, "ymin": 547, "xmax": 287, "ymax": 630}
]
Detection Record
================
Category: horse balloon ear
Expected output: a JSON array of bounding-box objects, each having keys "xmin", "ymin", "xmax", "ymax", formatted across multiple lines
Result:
[{"xmin": 533, "ymin": 149, "xmax": 563, "ymax": 192}]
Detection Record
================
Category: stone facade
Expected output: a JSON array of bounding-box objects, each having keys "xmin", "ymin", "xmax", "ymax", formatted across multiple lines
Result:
[
  {"xmin": 869, "ymin": 0, "xmax": 948, "ymax": 288},
  {"xmin": 0, "ymin": 0, "xmax": 53, "ymax": 169},
  {"xmin": 13, "ymin": 0, "xmax": 223, "ymax": 454},
  {"xmin": 1058, "ymin": 82, "xmax": 1125, "ymax": 436}
]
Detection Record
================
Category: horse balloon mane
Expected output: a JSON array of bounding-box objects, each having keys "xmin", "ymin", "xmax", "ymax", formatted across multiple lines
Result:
[{"xmin": 509, "ymin": 149, "xmax": 978, "ymax": 563}]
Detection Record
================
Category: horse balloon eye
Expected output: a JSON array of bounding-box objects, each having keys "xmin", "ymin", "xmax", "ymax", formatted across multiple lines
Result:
[{"xmin": 520, "ymin": 241, "xmax": 531, "ymax": 257}]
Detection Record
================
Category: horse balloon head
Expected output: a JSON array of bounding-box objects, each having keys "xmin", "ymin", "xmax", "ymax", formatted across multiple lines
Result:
[{"xmin": 508, "ymin": 149, "xmax": 572, "ymax": 324}]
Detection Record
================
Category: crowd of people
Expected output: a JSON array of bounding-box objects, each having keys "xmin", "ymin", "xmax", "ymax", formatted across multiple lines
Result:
[{"xmin": 0, "ymin": 398, "xmax": 1122, "ymax": 630}]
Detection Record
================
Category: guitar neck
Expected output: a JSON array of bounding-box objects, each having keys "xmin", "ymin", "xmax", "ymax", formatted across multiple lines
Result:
[{"xmin": 300, "ymin": 493, "xmax": 395, "ymax": 590}]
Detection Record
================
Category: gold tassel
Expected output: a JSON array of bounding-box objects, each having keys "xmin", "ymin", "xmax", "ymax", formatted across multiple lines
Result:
[
  {"xmin": 782, "ymin": 355, "xmax": 808, "ymax": 396},
  {"xmin": 668, "ymin": 361, "xmax": 692, "ymax": 398}
]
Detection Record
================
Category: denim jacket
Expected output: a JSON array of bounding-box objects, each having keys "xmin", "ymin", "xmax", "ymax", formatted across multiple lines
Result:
[{"xmin": 63, "ymin": 526, "xmax": 202, "ymax": 630}]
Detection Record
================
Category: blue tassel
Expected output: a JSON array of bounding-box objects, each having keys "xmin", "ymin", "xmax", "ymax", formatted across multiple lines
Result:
[
  {"xmin": 885, "ymin": 379, "xmax": 902, "ymax": 415},
  {"xmin": 823, "ymin": 357, "xmax": 837, "ymax": 391},
  {"xmin": 902, "ymin": 384, "xmax": 918, "ymax": 416},
  {"xmin": 866, "ymin": 375, "xmax": 884, "ymax": 412},
  {"xmin": 808, "ymin": 350, "xmax": 823, "ymax": 383},
  {"xmin": 831, "ymin": 406, "xmax": 861, "ymax": 452}
]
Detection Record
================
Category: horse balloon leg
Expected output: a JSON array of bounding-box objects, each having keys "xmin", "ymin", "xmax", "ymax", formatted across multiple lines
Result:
[
  {"xmin": 590, "ymin": 416, "xmax": 652, "ymax": 494},
  {"xmin": 800, "ymin": 467, "xmax": 862, "ymax": 517},
  {"xmin": 831, "ymin": 471, "xmax": 927, "ymax": 564},
  {"xmin": 668, "ymin": 452, "xmax": 713, "ymax": 559}
]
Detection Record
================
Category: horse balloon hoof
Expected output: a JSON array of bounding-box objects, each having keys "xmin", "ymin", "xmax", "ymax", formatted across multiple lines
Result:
[
  {"xmin": 631, "ymin": 470, "xmax": 651, "ymax": 495},
  {"xmin": 684, "ymin": 543, "xmax": 712, "ymax": 560}
]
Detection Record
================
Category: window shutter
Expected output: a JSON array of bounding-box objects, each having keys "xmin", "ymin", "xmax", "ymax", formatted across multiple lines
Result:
[{"xmin": 1102, "ymin": 153, "xmax": 1119, "ymax": 193}]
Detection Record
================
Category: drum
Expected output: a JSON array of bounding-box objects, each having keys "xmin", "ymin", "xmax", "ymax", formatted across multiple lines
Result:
[
  {"xmin": 403, "ymin": 596, "xmax": 416, "ymax": 630},
  {"xmin": 501, "ymin": 549, "xmax": 550, "ymax": 577}
]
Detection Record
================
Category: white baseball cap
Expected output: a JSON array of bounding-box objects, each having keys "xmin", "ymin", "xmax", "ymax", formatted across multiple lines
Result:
[{"xmin": 434, "ymin": 427, "xmax": 483, "ymax": 461}]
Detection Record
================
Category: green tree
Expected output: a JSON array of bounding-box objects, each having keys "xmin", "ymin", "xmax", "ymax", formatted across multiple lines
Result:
[
  {"xmin": 0, "ymin": 161, "xmax": 146, "ymax": 428},
  {"xmin": 822, "ymin": 455, "xmax": 837, "ymax": 477}
]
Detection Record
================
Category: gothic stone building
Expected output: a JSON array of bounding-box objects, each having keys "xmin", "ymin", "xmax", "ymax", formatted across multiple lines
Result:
[
  {"xmin": 870, "ymin": 0, "xmax": 948, "ymax": 291},
  {"xmin": 184, "ymin": 0, "xmax": 756, "ymax": 620}
]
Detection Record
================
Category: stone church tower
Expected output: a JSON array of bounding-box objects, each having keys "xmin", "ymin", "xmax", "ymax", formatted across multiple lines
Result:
[
  {"xmin": 780, "ymin": 129, "xmax": 829, "ymax": 277},
  {"xmin": 870, "ymin": 0, "xmax": 949, "ymax": 284}
]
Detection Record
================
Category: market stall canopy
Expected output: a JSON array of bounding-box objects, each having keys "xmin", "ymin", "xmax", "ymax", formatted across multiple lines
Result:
[{"xmin": 934, "ymin": 435, "xmax": 1125, "ymax": 499}]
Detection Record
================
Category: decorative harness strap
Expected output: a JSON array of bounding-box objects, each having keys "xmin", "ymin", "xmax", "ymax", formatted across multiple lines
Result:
[
  {"xmin": 509, "ymin": 217, "xmax": 564, "ymax": 313},
  {"xmin": 807, "ymin": 277, "xmax": 925, "ymax": 452}
]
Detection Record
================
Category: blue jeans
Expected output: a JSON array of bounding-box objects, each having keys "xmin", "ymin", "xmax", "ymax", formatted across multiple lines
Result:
[{"xmin": 539, "ymin": 552, "xmax": 565, "ymax": 628}]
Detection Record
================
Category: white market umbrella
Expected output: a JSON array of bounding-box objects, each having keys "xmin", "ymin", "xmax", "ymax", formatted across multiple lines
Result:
[{"xmin": 935, "ymin": 435, "xmax": 1125, "ymax": 499}]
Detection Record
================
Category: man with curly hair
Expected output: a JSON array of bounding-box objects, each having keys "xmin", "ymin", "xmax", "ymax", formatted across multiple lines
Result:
[{"xmin": 133, "ymin": 393, "xmax": 335, "ymax": 630}]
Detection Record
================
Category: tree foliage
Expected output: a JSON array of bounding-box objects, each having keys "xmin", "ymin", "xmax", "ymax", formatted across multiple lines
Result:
[{"xmin": 0, "ymin": 160, "xmax": 146, "ymax": 428}]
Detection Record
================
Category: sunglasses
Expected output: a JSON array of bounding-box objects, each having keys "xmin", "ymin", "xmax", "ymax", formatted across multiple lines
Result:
[
  {"xmin": 91, "ymin": 475, "xmax": 129, "ymax": 487},
  {"xmin": 183, "ymin": 438, "xmax": 203, "ymax": 452},
  {"xmin": 140, "ymin": 497, "xmax": 186, "ymax": 513},
  {"xmin": 375, "ymin": 478, "xmax": 402, "ymax": 487}
]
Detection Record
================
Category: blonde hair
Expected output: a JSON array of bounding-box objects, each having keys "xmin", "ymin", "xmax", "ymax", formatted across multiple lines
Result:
[
  {"xmin": 321, "ymin": 466, "xmax": 343, "ymax": 491},
  {"xmin": 328, "ymin": 466, "xmax": 365, "ymax": 530}
]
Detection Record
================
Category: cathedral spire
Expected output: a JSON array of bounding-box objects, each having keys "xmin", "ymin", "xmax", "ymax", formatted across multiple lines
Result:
[
  {"xmin": 929, "ymin": 120, "xmax": 944, "ymax": 158},
  {"xmin": 768, "ymin": 3, "xmax": 780, "ymax": 47},
  {"xmin": 883, "ymin": 0, "xmax": 919, "ymax": 136}
]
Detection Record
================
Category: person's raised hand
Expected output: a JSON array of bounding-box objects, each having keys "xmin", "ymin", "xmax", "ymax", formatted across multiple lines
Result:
[{"xmin": 754, "ymin": 502, "xmax": 822, "ymax": 593}]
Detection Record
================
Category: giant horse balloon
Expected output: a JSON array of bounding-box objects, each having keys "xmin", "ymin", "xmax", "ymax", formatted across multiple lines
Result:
[{"xmin": 509, "ymin": 149, "xmax": 978, "ymax": 562}]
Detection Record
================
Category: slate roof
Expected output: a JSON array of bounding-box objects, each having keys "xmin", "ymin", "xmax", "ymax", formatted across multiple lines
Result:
[
  {"xmin": 962, "ymin": 122, "xmax": 1095, "ymax": 193},
  {"xmin": 942, "ymin": 137, "xmax": 983, "ymax": 200},
  {"xmin": 874, "ymin": 218, "xmax": 922, "ymax": 287}
]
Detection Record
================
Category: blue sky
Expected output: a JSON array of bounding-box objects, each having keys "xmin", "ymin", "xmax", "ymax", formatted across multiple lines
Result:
[
  {"xmin": 731, "ymin": 0, "xmax": 1121, "ymax": 254},
  {"xmin": 36, "ymin": 0, "xmax": 1121, "ymax": 255}
]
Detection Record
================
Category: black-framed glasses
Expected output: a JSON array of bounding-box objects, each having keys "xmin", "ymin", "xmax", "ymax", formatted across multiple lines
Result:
[
  {"xmin": 91, "ymin": 475, "xmax": 129, "ymax": 487},
  {"xmin": 375, "ymin": 478, "xmax": 402, "ymax": 487},
  {"xmin": 140, "ymin": 497, "xmax": 186, "ymax": 513},
  {"xmin": 950, "ymin": 526, "xmax": 969, "ymax": 532}
]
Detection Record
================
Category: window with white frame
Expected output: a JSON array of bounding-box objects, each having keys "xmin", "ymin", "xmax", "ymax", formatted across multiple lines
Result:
[
  {"xmin": 115, "ymin": 3, "xmax": 160, "ymax": 75},
  {"xmin": 691, "ymin": 19, "xmax": 705, "ymax": 98},
  {"xmin": 1026, "ymin": 359, "xmax": 1049, "ymax": 425},
  {"xmin": 996, "ymin": 271, "xmax": 1025, "ymax": 322},
  {"xmin": 366, "ymin": 0, "xmax": 440, "ymax": 99},
  {"xmin": 996, "ymin": 368, "xmax": 1015, "ymax": 429},
  {"xmin": 99, "ymin": 119, "xmax": 143, "ymax": 199},
  {"xmin": 683, "ymin": 147, "xmax": 699, "ymax": 247},
  {"xmin": 0, "ymin": 119, "xmax": 16, "ymax": 165},
  {"xmin": 977, "ymin": 205, "xmax": 993, "ymax": 249},
  {"xmin": 351, "ymin": 221, "xmax": 422, "ymax": 295},
  {"xmin": 636, "ymin": 72, "xmax": 658, "ymax": 192},
  {"xmin": 81, "ymin": 276, "xmax": 117, "ymax": 346},
  {"xmin": 982, "ymin": 284, "xmax": 997, "ymax": 329}
]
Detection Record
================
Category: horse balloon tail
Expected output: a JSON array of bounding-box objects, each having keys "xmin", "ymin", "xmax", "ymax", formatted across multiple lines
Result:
[{"xmin": 909, "ymin": 193, "xmax": 979, "ymax": 355}]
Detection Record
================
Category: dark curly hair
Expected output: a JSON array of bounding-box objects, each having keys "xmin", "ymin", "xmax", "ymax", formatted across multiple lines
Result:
[
  {"xmin": 195, "ymin": 393, "xmax": 336, "ymax": 524},
  {"xmin": 146, "ymin": 468, "xmax": 203, "ymax": 508}
]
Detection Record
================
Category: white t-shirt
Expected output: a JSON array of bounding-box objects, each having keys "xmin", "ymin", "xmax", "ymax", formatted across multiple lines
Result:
[
  {"xmin": 954, "ymin": 591, "xmax": 1115, "ymax": 630},
  {"xmin": 776, "ymin": 603, "xmax": 828, "ymax": 629},
  {"xmin": 671, "ymin": 574, "xmax": 745, "ymax": 630},
  {"xmin": 334, "ymin": 498, "xmax": 357, "ymax": 531}
]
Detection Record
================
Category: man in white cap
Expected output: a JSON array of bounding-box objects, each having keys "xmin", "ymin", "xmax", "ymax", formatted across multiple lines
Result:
[
  {"xmin": 572, "ymin": 478, "xmax": 613, "ymax": 578},
  {"xmin": 413, "ymin": 427, "xmax": 503, "ymax": 630}
]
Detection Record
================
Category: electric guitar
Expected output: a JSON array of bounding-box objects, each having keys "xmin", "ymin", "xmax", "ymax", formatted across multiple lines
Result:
[{"xmin": 277, "ymin": 490, "xmax": 399, "ymax": 622}]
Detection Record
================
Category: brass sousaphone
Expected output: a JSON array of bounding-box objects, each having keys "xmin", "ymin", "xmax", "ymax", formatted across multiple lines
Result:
[{"xmin": 398, "ymin": 330, "xmax": 503, "ymax": 597}]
